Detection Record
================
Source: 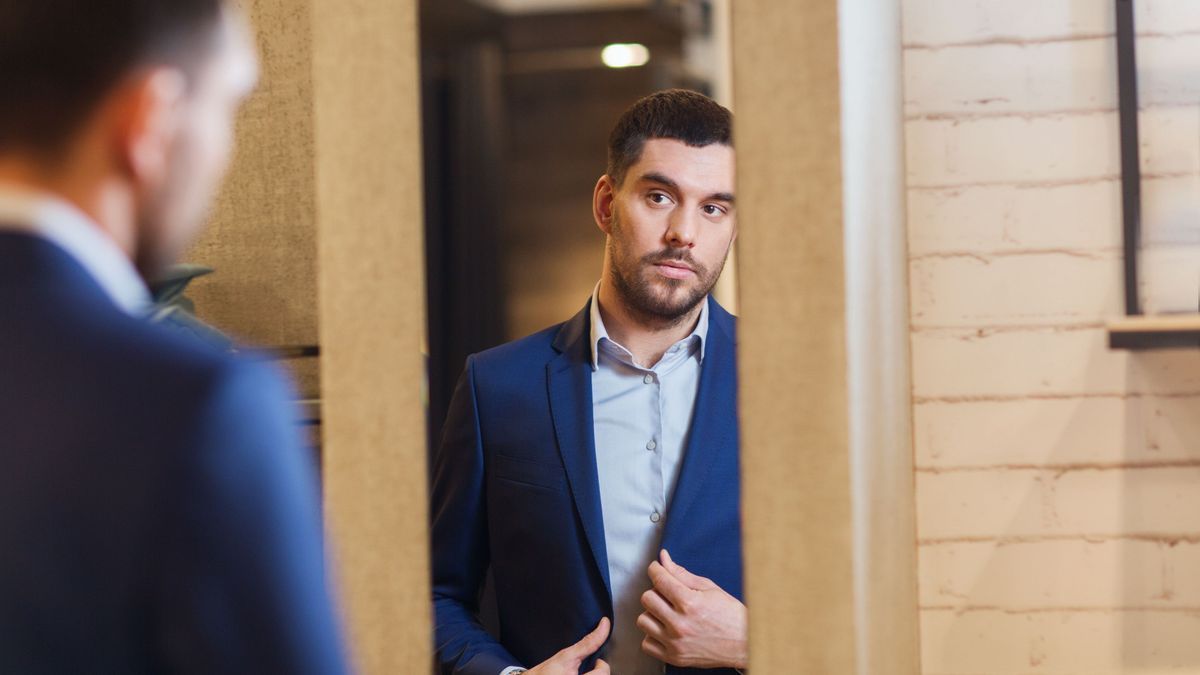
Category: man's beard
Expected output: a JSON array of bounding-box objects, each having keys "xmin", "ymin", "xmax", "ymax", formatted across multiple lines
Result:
[
  {"xmin": 607, "ymin": 209, "xmax": 728, "ymax": 326},
  {"xmin": 133, "ymin": 132, "xmax": 213, "ymax": 282}
]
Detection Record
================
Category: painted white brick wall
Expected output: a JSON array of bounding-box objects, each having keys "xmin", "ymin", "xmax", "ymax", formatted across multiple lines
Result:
[{"xmin": 903, "ymin": 1, "xmax": 1200, "ymax": 672}]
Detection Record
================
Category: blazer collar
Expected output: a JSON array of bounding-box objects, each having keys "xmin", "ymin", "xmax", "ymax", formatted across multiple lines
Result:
[{"xmin": 547, "ymin": 301, "xmax": 612, "ymax": 604}]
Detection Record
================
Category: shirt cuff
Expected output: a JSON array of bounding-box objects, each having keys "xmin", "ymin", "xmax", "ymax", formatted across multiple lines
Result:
[{"xmin": 500, "ymin": 668, "xmax": 528, "ymax": 675}]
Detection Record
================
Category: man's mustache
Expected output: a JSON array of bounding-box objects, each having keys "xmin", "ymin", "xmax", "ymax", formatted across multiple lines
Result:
[{"xmin": 641, "ymin": 250, "xmax": 705, "ymax": 275}]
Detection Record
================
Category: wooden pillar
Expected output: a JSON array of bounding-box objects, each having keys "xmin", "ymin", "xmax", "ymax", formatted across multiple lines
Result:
[
  {"xmin": 311, "ymin": 0, "xmax": 432, "ymax": 672},
  {"xmin": 732, "ymin": 0, "xmax": 919, "ymax": 672}
]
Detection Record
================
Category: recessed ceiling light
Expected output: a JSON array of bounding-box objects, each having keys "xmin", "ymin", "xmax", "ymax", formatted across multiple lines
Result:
[{"xmin": 601, "ymin": 43, "xmax": 651, "ymax": 68}]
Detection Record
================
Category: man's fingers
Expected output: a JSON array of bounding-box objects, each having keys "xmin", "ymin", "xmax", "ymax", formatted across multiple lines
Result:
[
  {"xmin": 661, "ymin": 549, "xmax": 715, "ymax": 590},
  {"xmin": 640, "ymin": 587, "xmax": 678, "ymax": 623},
  {"xmin": 648, "ymin": 560, "xmax": 694, "ymax": 608},
  {"xmin": 565, "ymin": 617, "xmax": 610, "ymax": 659},
  {"xmin": 585, "ymin": 658, "xmax": 611, "ymax": 674},
  {"xmin": 636, "ymin": 611, "xmax": 668, "ymax": 641},
  {"xmin": 641, "ymin": 635, "xmax": 668, "ymax": 662}
]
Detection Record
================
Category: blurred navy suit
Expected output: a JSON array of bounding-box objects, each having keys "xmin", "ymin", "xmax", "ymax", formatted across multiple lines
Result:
[
  {"xmin": 0, "ymin": 231, "xmax": 347, "ymax": 674},
  {"xmin": 431, "ymin": 299, "xmax": 742, "ymax": 675}
]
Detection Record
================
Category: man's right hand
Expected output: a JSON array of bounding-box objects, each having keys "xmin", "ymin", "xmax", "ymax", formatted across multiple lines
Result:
[{"xmin": 525, "ymin": 617, "xmax": 611, "ymax": 675}]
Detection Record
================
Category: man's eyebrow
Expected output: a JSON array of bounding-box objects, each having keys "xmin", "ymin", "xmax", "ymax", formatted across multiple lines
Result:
[
  {"xmin": 639, "ymin": 172, "xmax": 735, "ymax": 204},
  {"xmin": 639, "ymin": 171, "xmax": 681, "ymax": 192}
]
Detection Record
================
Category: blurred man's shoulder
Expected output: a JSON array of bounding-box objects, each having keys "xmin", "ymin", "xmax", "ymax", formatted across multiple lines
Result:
[{"xmin": 70, "ymin": 307, "xmax": 290, "ymax": 417}]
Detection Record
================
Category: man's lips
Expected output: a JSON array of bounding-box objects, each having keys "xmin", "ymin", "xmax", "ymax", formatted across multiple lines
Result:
[{"xmin": 653, "ymin": 261, "xmax": 695, "ymax": 279}]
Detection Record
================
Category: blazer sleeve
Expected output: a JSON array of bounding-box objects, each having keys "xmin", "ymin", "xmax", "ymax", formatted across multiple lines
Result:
[
  {"xmin": 153, "ymin": 360, "xmax": 349, "ymax": 675},
  {"xmin": 430, "ymin": 355, "xmax": 522, "ymax": 675}
]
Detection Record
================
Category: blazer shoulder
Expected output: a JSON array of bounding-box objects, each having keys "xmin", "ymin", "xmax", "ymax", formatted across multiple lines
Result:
[
  {"xmin": 72, "ymin": 309, "xmax": 293, "ymax": 427},
  {"xmin": 470, "ymin": 320, "xmax": 564, "ymax": 373}
]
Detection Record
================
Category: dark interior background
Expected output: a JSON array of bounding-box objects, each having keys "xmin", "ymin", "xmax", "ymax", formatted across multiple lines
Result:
[{"xmin": 420, "ymin": 0, "xmax": 717, "ymax": 453}]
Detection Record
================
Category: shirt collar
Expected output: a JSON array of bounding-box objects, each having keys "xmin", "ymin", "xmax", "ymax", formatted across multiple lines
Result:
[
  {"xmin": 0, "ymin": 184, "xmax": 152, "ymax": 316},
  {"xmin": 588, "ymin": 281, "xmax": 709, "ymax": 370}
]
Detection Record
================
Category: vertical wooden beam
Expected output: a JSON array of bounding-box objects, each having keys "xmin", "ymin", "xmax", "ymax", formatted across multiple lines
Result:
[
  {"xmin": 839, "ymin": 0, "xmax": 921, "ymax": 672},
  {"xmin": 732, "ymin": 0, "xmax": 919, "ymax": 672},
  {"xmin": 311, "ymin": 0, "xmax": 432, "ymax": 672},
  {"xmin": 733, "ymin": 1, "xmax": 855, "ymax": 670}
]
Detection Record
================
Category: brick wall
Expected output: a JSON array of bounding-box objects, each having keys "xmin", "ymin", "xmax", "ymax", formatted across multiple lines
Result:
[{"xmin": 903, "ymin": 1, "xmax": 1200, "ymax": 672}]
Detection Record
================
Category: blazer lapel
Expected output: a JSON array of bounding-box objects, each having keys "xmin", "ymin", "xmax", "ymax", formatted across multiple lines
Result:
[
  {"xmin": 663, "ymin": 298, "xmax": 738, "ymax": 547},
  {"xmin": 547, "ymin": 303, "xmax": 613, "ymax": 600}
]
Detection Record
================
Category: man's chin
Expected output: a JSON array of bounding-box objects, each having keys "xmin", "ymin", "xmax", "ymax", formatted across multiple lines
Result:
[{"xmin": 638, "ymin": 286, "xmax": 708, "ymax": 321}]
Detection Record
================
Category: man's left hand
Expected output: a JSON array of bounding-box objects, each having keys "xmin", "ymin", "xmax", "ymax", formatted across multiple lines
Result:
[{"xmin": 637, "ymin": 549, "xmax": 748, "ymax": 670}]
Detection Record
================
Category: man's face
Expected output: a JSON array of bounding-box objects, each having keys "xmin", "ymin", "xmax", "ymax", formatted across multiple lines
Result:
[
  {"xmin": 602, "ymin": 138, "xmax": 736, "ymax": 324},
  {"xmin": 134, "ymin": 10, "xmax": 259, "ymax": 278}
]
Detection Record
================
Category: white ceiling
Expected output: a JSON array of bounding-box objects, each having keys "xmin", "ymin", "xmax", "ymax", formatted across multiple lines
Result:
[{"xmin": 473, "ymin": 0, "xmax": 651, "ymax": 14}]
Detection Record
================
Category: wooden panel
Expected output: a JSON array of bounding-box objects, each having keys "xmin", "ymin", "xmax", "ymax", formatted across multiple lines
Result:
[
  {"xmin": 733, "ymin": 0, "xmax": 919, "ymax": 672},
  {"xmin": 732, "ymin": 0, "xmax": 856, "ymax": 672},
  {"xmin": 187, "ymin": 0, "xmax": 320, "ymax": 397},
  {"xmin": 310, "ymin": 0, "xmax": 432, "ymax": 672}
]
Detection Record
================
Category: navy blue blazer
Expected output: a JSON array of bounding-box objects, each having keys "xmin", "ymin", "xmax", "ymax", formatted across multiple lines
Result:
[
  {"xmin": 0, "ymin": 232, "xmax": 347, "ymax": 674},
  {"xmin": 431, "ymin": 297, "xmax": 742, "ymax": 675}
]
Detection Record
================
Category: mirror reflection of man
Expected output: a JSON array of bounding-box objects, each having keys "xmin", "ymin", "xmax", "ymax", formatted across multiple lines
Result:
[
  {"xmin": 432, "ymin": 90, "xmax": 747, "ymax": 675},
  {"xmin": 0, "ymin": 1, "xmax": 347, "ymax": 672}
]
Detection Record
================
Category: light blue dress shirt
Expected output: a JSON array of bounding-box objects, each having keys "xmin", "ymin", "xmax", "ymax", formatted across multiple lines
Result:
[{"xmin": 589, "ymin": 284, "xmax": 707, "ymax": 675}]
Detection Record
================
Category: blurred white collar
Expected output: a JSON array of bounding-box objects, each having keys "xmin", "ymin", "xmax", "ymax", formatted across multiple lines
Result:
[{"xmin": 0, "ymin": 184, "xmax": 151, "ymax": 316}]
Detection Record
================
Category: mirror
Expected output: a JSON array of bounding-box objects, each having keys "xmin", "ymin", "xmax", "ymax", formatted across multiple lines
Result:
[{"xmin": 419, "ymin": 1, "xmax": 744, "ymax": 673}]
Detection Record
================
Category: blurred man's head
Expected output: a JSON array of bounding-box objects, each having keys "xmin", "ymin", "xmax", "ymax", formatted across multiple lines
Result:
[
  {"xmin": 594, "ymin": 89, "xmax": 735, "ymax": 326},
  {"xmin": 0, "ymin": 0, "xmax": 259, "ymax": 278}
]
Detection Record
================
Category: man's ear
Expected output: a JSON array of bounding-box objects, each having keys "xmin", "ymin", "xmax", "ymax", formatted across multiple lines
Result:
[
  {"xmin": 111, "ymin": 68, "xmax": 187, "ymax": 185},
  {"xmin": 593, "ymin": 174, "xmax": 616, "ymax": 235}
]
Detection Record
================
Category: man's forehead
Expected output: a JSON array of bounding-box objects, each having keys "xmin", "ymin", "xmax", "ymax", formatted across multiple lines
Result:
[{"xmin": 631, "ymin": 138, "xmax": 735, "ymax": 194}]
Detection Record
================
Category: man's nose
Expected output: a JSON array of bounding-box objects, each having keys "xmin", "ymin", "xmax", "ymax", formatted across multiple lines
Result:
[{"xmin": 665, "ymin": 209, "xmax": 697, "ymax": 248}]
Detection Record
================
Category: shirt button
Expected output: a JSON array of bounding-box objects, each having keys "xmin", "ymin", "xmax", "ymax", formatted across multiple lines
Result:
[
  {"xmin": 650, "ymin": 511, "xmax": 662, "ymax": 523},
  {"xmin": 643, "ymin": 373, "xmax": 654, "ymax": 384},
  {"xmin": 646, "ymin": 439, "xmax": 657, "ymax": 451}
]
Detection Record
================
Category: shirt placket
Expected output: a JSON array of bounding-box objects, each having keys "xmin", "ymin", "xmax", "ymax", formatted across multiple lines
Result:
[{"xmin": 643, "ymin": 367, "xmax": 666, "ymax": 527}]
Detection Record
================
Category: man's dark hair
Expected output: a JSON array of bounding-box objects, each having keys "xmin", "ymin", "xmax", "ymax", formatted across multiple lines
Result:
[
  {"xmin": 0, "ymin": 0, "xmax": 226, "ymax": 158},
  {"xmin": 606, "ymin": 89, "xmax": 733, "ymax": 187}
]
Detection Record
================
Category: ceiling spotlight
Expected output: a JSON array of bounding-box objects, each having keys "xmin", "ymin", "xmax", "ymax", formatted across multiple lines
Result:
[{"xmin": 601, "ymin": 43, "xmax": 651, "ymax": 69}]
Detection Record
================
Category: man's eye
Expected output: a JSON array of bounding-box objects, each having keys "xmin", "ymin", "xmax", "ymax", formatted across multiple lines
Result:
[
  {"xmin": 648, "ymin": 193, "xmax": 670, "ymax": 204},
  {"xmin": 703, "ymin": 204, "xmax": 725, "ymax": 216}
]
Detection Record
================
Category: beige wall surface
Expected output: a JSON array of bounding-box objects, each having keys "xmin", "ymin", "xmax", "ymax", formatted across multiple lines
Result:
[
  {"xmin": 311, "ymin": 0, "xmax": 432, "ymax": 673},
  {"xmin": 905, "ymin": 1, "xmax": 1200, "ymax": 672},
  {"xmin": 186, "ymin": 0, "xmax": 320, "ymax": 396},
  {"xmin": 187, "ymin": 3, "xmax": 317, "ymax": 338}
]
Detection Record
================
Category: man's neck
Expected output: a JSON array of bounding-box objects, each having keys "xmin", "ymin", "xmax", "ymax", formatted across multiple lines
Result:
[
  {"xmin": 0, "ymin": 157, "xmax": 136, "ymax": 261},
  {"xmin": 596, "ymin": 279, "xmax": 704, "ymax": 368}
]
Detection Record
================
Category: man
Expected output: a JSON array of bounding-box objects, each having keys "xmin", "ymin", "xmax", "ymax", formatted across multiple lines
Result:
[
  {"xmin": 432, "ymin": 90, "xmax": 747, "ymax": 675},
  {"xmin": 0, "ymin": 2, "xmax": 347, "ymax": 673}
]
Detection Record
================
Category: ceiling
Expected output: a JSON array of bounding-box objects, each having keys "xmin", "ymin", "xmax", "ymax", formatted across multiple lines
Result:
[{"xmin": 472, "ymin": 0, "xmax": 651, "ymax": 14}]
